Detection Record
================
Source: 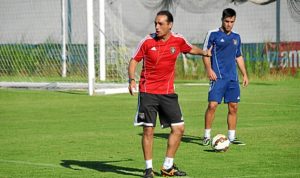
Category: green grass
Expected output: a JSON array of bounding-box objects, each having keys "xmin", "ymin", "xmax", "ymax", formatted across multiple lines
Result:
[{"xmin": 0, "ymin": 79, "xmax": 300, "ymax": 178}]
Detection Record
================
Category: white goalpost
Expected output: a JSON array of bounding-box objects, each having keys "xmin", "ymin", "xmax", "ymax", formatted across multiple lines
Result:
[
  {"xmin": 61, "ymin": 0, "xmax": 67, "ymax": 78},
  {"xmin": 1, "ymin": 0, "xmax": 299, "ymax": 95},
  {"xmin": 99, "ymin": 0, "xmax": 106, "ymax": 81},
  {"xmin": 87, "ymin": 0, "xmax": 95, "ymax": 96},
  {"xmin": 0, "ymin": 0, "xmax": 132, "ymax": 95}
]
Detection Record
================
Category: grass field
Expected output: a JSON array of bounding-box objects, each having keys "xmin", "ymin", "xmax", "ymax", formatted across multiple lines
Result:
[{"xmin": 0, "ymin": 79, "xmax": 300, "ymax": 178}]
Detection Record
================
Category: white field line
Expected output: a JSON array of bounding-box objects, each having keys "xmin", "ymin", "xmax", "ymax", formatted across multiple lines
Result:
[
  {"xmin": 182, "ymin": 83, "xmax": 209, "ymax": 86},
  {"xmin": 95, "ymin": 87, "xmax": 130, "ymax": 95},
  {"xmin": 0, "ymin": 159, "xmax": 62, "ymax": 169}
]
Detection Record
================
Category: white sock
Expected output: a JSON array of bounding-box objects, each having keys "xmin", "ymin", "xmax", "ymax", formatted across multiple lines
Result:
[
  {"xmin": 204, "ymin": 129, "xmax": 211, "ymax": 139},
  {"xmin": 145, "ymin": 159, "xmax": 153, "ymax": 169},
  {"xmin": 228, "ymin": 130, "xmax": 236, "ymax": 141},
  {"xmin": 163, "ymin": 157, "xmax": 174, "ymax": 170}
]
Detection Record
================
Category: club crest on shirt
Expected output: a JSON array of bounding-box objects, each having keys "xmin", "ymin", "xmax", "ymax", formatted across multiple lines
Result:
[
  {"xmin": 170, "ymin": 47, "xmax": 176, "ymax": 54},
  {"xmin": 233, "ymin": 39, "xmax": 238, "ymax": 45}
]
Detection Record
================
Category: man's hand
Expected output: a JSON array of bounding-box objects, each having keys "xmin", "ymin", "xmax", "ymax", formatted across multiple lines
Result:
[
  {"xmin": 236, "ymin": 56, "xmax": 249, "ymax": 87},
  {"xmin": 128, "ymin": 79, "xmax": 137, "ymax": 96},
  {"xmin": 242, "ymin": 75, "xmax": 249, "ymax": 87},
  {"xmin": 204, "ymin": 46, "xmax": 213, "ymax": 57},
  {"xmin": 207, "ymin": 68, "xmax": 217, "ymax": 81},
  {"xmin": 128, "ymin": 59, "xmax": 139, "ymax": 96},
  {"xmin": 189, "ymin": 45, "xmax": 212, "ymax": 56}
]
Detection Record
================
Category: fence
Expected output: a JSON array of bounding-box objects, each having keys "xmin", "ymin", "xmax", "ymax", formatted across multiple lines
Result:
[{"xmin": 0, "ymin": 0, "xmax": 299, "ymax": 88}]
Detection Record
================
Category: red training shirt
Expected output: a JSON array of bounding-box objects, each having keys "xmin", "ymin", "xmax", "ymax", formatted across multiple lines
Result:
[{"xmin": 132, "ymin": 32, "xmax": 193, "ymax": 94}]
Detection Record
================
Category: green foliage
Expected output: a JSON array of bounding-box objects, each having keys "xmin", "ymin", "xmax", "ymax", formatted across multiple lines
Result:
[
  {"xmin": 1, "ymin": 42, "xmax": 299, "ymax": 82},
  {"xmin": 0, "ymin": 44, "xmax": 61, "ymax": 76},
  {"xmin": 175, "ymin": 43, "xmax": 299, "ymax": 80},
  {"xmin": 176, "ymin": 54, "xmax": 206, "ymax": 80},
  {"xmin": 243, "ymin": 46, "xmax": 270, "ymax": 79}
]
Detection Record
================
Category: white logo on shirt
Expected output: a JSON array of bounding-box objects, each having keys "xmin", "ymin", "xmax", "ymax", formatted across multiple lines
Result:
[
  {"xmin": 150, "ymin": 46, "xmax": 157, "ymax": 51},
  {"xmin": 233, "ymin": 39, "xmax": 238, "ymax": 45},
  {"xmin": 237, "ymin": 96, "xmax": 240, "ymax": 100},
  {"xmin": 220, "ymin": 38, "xmax": 225, "ymax": 42}
]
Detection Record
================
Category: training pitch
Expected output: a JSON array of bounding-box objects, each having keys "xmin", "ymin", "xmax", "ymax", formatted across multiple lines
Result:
[{"xmin": 0, "ymin": 79, "xmax": 299, "ymax": 178}]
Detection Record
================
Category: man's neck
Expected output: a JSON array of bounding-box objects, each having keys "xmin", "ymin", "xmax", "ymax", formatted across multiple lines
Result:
[
  {"xmin": 160, "ymin": 32, "xmax": 171, "ymax": 42},
  {"xmin": 220, "ymin": 27, "xmax": 231, "ymax": 35}
]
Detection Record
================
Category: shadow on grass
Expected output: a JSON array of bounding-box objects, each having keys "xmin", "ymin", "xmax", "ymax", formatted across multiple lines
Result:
[
  {"xmin": 138, "ymin": 133, "xmax": 201, "ymax": 145},
  {"xmin": 247, "ymin": 82, "xmax": 276, "ymax": 86},
  {"xmin": 203, "ymin": 149, "xmax": 216, "ymax": 153},
  {"xmin": 60, "ymin": 159, "xmax": 145, "ymax": 177}
]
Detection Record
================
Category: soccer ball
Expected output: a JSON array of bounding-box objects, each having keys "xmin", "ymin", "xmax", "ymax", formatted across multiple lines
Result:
[{"xmin": 211, "ymin": 134, "xmax": 230, "ymax": 152}]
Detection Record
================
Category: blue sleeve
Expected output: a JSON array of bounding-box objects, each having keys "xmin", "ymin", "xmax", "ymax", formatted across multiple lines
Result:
[
  {"xmin": 236, "ymin": 35, "xmax": 242, "ymax": 57},
  {"xmin": 203, "ymin": 32, "xmax": 213, "ymax": 50}
]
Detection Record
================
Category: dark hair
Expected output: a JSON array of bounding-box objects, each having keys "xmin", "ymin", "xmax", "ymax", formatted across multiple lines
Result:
[
  {"xmin": 156, "ymin": 10, "xmax": 173, "ymax": 23},
  {"xmin": 222, "ymin": 8, "xmax": 236, "ymax": 20}
]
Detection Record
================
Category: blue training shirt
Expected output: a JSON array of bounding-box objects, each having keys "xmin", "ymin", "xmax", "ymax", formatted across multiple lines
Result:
[{"xmin": 203, "ymin": 28, "xmax": 242, "ymax": 81}]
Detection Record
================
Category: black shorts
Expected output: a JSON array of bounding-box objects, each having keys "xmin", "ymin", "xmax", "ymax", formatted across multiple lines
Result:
[{"xmin": 134, "ymin": 92, "xmax": 184, "ymax": 128}]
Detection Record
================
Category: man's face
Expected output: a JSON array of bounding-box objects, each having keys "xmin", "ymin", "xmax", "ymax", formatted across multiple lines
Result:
[
  {"xmin": 155, "ymin": 15, "xmax": 172, "ymax": 39},
  {"xmin": 222, "ymin": 16, "xmax": 236, "ymax": 33}
]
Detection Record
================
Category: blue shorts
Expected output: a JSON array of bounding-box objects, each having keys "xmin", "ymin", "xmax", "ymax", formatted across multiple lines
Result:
[{"xmin": 208, "ymin": 79, "xmax": 240, "ymax": 104}]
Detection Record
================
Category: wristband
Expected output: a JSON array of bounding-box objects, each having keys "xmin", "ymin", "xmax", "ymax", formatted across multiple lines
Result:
[{"xmin": 128, "ymin": 78, "xmax": 135, "ymax": 83}]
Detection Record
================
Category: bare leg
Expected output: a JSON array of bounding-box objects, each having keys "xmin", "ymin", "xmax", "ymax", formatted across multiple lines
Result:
[
  {"xmin": 227, "ymin": 102, "xmax": 238, "ymax": 130},
  {"xmin": 204, "ymin": 101, "xmax": 218, "ymax": 129},
  {"xmin": 161, "ymin": 124, "xmax": 187, "ymax": 176},
  {"xmin": 165, "ymin": 124, "xmax": 184, "ymax": 158},
  {"xmin": 142, "ymin": 127, "xmax": 155, "ymax": 161}
]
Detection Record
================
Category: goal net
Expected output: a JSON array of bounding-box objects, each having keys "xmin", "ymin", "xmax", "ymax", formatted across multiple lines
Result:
[
  {"xmin": 1, "ymin": 0, "xmax": 299, "ymax": 93},
  {"xmin": 0, "ymin": 0, "xmax": 133, "ymax": 86}
]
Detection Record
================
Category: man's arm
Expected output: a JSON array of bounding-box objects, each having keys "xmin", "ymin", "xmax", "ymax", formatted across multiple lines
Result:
[
  {"xmin": 189, "ymin": 45, "xmax": 212, "ymax": 57},
  {"xmin": 236, "ymin": 56, "xmax": 249, "ymax": 87},
  {"xmin": 203, "ymin": 56, "xmax": 217, "ymax": 81},
  {"xmin": 128, "ymin": 58, "xmax": 139, "ymax": 95}
]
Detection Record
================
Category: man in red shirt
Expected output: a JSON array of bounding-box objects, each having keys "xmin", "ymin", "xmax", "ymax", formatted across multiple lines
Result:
[{"xmin": 128, "ymin": 10, "xmax": 211, "ymax": 178}]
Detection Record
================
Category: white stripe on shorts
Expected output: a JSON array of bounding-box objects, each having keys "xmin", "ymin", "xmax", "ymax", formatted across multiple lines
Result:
[
  {"xmin": 133, "ymin": 93, "xmax": 154, "ymax": 127},
  {"xmin": 171, "ymin": 122, "xmax": 184, "ymax": 127}
]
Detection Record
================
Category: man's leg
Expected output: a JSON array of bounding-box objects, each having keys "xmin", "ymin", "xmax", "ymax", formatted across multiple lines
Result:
[
  {"xmin": 202, "ymin": 101, "xmax": 218, "ymax": 145},
  {"xmin": 227, "ymin": 102, "xmax": 245, "ymax": 145},
  {"xmin": 161, "ymin": 124, "xmax": 186, "ymax": 176},
  {"xmin": 157, "ymin": 93, "xmax": 187, "ymax": 176},
  {"xmin": 142, "ymin": 126, "xmax": 155, "ymax": 161},
  {"xmin": 165, "ymin": 124, "xmax": 184, "ymax": 158},
  {"xmin": 205, "ymin": 101, "xmax": 219, "ymax": 129},
  {"xmin": 142, "ymin": 126, "xmax": 155, "ymax": 178},
  {"xmin": 227, "ymin": 102, "xmax": 238, "ymax": 131},
  {"xmin": 227, "ymin": 102, "xmax": 238, "ymax": 141}
]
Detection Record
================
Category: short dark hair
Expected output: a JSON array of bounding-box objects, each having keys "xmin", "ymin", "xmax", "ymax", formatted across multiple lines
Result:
[
  {"xmin": 156, "ymin": 10, "xmax": 173, "ymax": 23},
  {"xmin": 222, "ymin": 8, "xmax": 236, "ymax": 20}
]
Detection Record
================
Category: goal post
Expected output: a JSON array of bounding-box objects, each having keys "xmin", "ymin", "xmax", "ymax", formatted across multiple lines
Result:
[
  {"xmin": 0, "ymin": 0, "xmax": 132, "ymax": 92},
  {"xmin": 61, "ymin": 0, "xmax": 67, "ymax": 78},
  {"xmin": 87, "ymin": 0, "xmax": 95, "ymax": 96},
  {"xmin": 99, "ymin": 0, "xmax": 106, "ymax": 81},
  {"xmin": 87, "ymin": 0, "xmax": 106, "ymax": 95}
]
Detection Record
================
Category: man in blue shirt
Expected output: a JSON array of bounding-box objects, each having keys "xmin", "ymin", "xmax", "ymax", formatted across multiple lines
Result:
[{"xmin": 201, "ymin": 8, "xmax": 249, "ymax": 146}]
